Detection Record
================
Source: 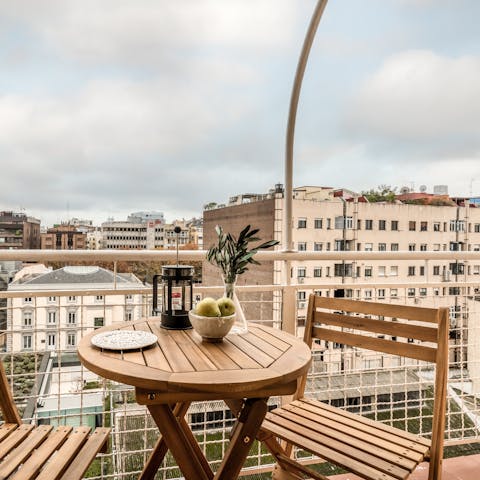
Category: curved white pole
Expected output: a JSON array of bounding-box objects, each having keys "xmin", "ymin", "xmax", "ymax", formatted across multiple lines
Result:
[{"xmin": 284, "ymin": 0, "xmax": 328, "ymax": 251}]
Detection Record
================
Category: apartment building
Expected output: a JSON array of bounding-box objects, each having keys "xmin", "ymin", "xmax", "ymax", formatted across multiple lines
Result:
[
  {"xmin": 102, "ymin": 212, "xmax": 200, "ymax": 250},
  {"xmin": 0, "ymin": 211, "xmax": 41, "ymax": 249},
  {"xmin": 203, "ymin": 185, "xmax": 480, "ymax": 387},
  {"xmin": 41, "ymin": 224, "xmax": 87, "ymax": 250},
  {"xmin": 7, "ymin": 265, "xmax": 147, "ymax": 353}
]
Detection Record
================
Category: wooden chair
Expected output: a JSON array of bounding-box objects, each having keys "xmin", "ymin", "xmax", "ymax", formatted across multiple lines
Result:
[
  {"xmin": 261, "ymin": 295, "xmax": 449, "ymax": 480},
  {"xmin": 0, "ymin": 357, "xmax": 110, "ymax": 480}
]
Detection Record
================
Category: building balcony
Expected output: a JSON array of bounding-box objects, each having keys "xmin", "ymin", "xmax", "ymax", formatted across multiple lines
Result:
[{"xmin": 0, "ymin": 248, "xmax": 479, "ymax": 479}]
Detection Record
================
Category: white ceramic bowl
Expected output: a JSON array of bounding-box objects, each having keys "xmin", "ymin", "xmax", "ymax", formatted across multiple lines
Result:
[{"xmin": 188, "ymin": 310, "xmax": 236, "ymax": 342}]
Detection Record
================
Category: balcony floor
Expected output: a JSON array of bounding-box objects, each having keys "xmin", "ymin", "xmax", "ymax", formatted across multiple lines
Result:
[{"xmin": 332, "ymin": 454, "xmax": 480, "ymax": 480}]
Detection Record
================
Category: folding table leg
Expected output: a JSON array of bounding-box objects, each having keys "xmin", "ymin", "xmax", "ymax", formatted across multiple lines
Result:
[
  {"xmin": 147, "ymin": 403, "xmax": 214, "ymax": 480},
  {"xmin": 214, "ymin": 398, "xmax": 268, "ymax": 480},
  {"xmin": 139, "ymin": 402, "xmax": 190, "ymax": 480}
]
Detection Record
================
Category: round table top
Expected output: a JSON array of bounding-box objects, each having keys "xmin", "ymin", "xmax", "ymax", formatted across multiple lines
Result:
[{"xmin": 78, "ymin": 319, "xmax": 311, "ymax": 396}]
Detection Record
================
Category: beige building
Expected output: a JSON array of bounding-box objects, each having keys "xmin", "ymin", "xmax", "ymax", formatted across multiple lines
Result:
[
  {"xmin": 203, "ymin": 185, "xmax": 480, "ymax": 384},
  {"xmin": 102, "ymin": 212, "xmax": 201, "ymax": 250},
  {"xmin": 7, "ymin": 265, "xmax": 147, "ymax": 353},
  {"xmin": 41, "ymin": 225, "xmax": 87, "ymax": 250}
]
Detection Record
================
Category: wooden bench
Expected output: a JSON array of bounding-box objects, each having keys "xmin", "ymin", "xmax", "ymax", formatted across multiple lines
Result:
[
  {"xmin": 0, "ymin": 356, "xmax": 110, "ymax": 480},
  {"xmin": 261, "ymin": 295, "xmax": 449, "ymax": 480}
]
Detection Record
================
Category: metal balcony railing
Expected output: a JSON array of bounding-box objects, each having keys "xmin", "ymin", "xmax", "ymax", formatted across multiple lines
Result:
[{"xmin": 0, "ymin": 249, "xmax": 479, "ymax": 479}]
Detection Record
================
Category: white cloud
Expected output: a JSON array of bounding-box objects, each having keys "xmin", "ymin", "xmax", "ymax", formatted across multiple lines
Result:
[
  {"xmin": 346, "ymin": 50, "xmax": 480, "ymax": 142},
  {"xmin": 1, "ymin": 0, "xmax": 300, "ymax": 66}
]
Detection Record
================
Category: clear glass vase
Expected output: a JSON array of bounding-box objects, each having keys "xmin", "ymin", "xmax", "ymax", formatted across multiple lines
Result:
[{"xmin": 223, "ymin": 276, "xmax": 248, "ymax": 335}]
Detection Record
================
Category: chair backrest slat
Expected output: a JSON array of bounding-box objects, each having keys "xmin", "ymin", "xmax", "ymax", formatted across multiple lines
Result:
[
  {"xmin": 315, "ymin": 311, "xmax": 439, "ymax": 343},
  {"xmin": 314, "ymin": 296, "xmax": 439, "ymax": 323},
  {"xmin": 0, "ymin": 358, "xmax": 22, "ymax": 425},
  {"xmin": 312, "ymin": 326, "xmax": 437, "ymax": 362}
]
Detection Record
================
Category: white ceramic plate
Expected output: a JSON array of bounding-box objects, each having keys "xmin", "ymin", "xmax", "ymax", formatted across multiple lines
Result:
[{"xmin": 91, "ymin": 330, "xmax": 158, "ymax": 351}]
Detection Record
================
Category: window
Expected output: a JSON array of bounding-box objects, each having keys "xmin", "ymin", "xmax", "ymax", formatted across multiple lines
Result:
[
  {"xmin": 95, "ymin": 295, "xmax": 104, "ymax": 302},
  {"xmin": 390, "ymin": 266, "xmax": 398, "ymax": 276},
  {"xmin": 391, "ymin": 221, "xmax": 399, "ymax": 231},
  {"xmin": 297, "ymin": 218, "xmax": 307, "ymax": 229},
  {"xmin": 313, "ymin": 267, "xmax": 322, "ymax": 278},
  {"xmin": 378, "ymin": 243, "xmax": 386, "ymax": 251},
  {"xmin": 335, "ymin": 216, "xmax": 353, "ymax": 229},
  {"xmin": 24, "ymin": 297, "xmax": 32, "ymax": 303},
  {"xmin": 22, "ymin": 311, "xmax": 33, "ymax": 328},
  {"xmin": 47, "ymin": 334, "xmax": 56, "ymax": 349},
  {"xmin": 68, "ymin": 312, "xmax": 76, "ymax": 325},
  {"xmin": 433, "ymin": 265, "xmax": 440, "ymax": 275},
  {"xmin": 449, "ymin": 287, "xmax": 461, "ymax": 295},
  {"xmin": 47, "ymin": 311, "xmax": 56, "ymax": 325},
  {"xmin": 433, "ymin": 243, "xmax": 441, "ymax": 251},
  {"xmin": 364, "ymin": 290, "xmax": 373, "ymax": 299},
  {"xmin": 409, "ymin": 221, "xmax": 416, "ymax": 231},
  {"xmin": 390, "ymin": 289, "xmax": 398, "ymax": 298},
  {"xmin": 473, "ymin": 265, "xmax": 480, "ymax": 275},
  {"xmin": 297, "ymin": 267, "xmax": 306, "ymax": 278},
  {"xmin": 297, "ymin": 242, "xmax": 307, "ymax": 251},
  {"xmin": 125, "ymin": 311, "xmax": 133, "ymax": 321},
  {"xmin": 22, "ymin": 334, "xmax": 32, "ymax": 351},
  {"xmin": 68, "ymin": 295, "xmax": 76, "ymax": 302},
  {"xmin": 326, "ymin": 218, "xmax": 331, "ymax": 229},
  {"xmin": 378, "ymin": 220, "xmax": 386, "ymax": 230},
  {"xmin": 450, "ymin": 220, "xmax": 465, "ymax": 232},
  {"xmin": 450, "ymin": 242, "xmax": 461, "ymax": 251},
  {"xmin": 314, "ymin": 218, "xmax": 323, "ymax": 229},
  {"xmin": 297, "ymin": 291, "xmax": 306, "ymax": 300},
  {"xmin": 365, "ymin": 266, "xmax": 373, "ymax": 277},
  {"xmin": 408, "ymin": 266, "xmax": 416, "ymax": 276},
  {"xmin": 314, "ymin": 242, "xmax": 323, "ymax": 251},
  {"xmin": 334, "ymin": 264, "xmax": 353, "ymax": 277},
  {"xmin": 419, "ymin": 266, "xmax": 425, "ymax": 276},
  {"xmin": 48, "ymin": 296, "xmax": 57, "ymax": 302},
  {"xmin": 335, "ymin": 240, "xmax": 350, "ymax": 251},
  {"xmin": 94, "ymin": 317, "xmax": 104, "ymax": 329},
  {"xmin": 365, "ymin": 220, "xmax": 373, "ymax": 230},
  {"xmin": 450, "ymin": 262, "xmax": 465, "ymax": 275},
  {"xmin": 420, "ymin": 244, "xmax": 427, "ymax": 251},
  {"xmin": 391, "ymin": 243, "xmax": 399, "ymax": 251},
  {"xmin": 407, "ymin": 288, "xmax": 416, "ymax": 297},
  {"xmin": 419, "ymin": 288, "xmax": 427, "ymax": 297},
  {"xmin": 126, "ymin": 294, "xmax": 133, "ymax": 301},
  {"xmin": 377, "ymin": 289, "xmax": 385, "ymax": 299},
  {"xmin": 408, "ymin": 244, "xmax": 416, "ymax": 251},
  {"xmin": 66, "ymin": 332, "xmax": 77, "ymax": 349},
  {"xmin": 420, "ymin": 221, "xmax": 428, "ymax": 231},
  {"xmin": 378, "ymin": 266, "xmax": 386, "ymax": 276},
  {"xmin": 433, "ymin": 222, "xmax": 441, "ymax": 232},
  {"xmin": 475, "ymin": 223, "xmax": 480, "ymax": 233},
  {"xmin": 364, "ymin": 243, "xmax": 373, "ymax": 252}
]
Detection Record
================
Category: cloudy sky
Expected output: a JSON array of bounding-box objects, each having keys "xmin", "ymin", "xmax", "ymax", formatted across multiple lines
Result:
[{"xmin": 1, "ymin": 0, "xmax": 479, "ymax": 226}]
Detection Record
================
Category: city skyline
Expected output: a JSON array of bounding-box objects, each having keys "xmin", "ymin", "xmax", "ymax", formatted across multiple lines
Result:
[{"xmin": 1, "ymin": 1, "xmax": 479, "ymax": 226}]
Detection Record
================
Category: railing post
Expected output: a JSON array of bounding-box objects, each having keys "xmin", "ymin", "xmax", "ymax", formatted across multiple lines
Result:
[{"xmin": 282, "ymin": 284, "xmax": 296, "ymax": 335}]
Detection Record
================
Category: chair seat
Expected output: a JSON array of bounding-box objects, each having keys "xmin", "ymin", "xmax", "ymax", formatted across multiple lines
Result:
[
  {"xmin": 0, "ymin": 423, "xmax": 110, "ymax": 480},
  {"xmin": 262, "ymin": 398, "xmax": 431, "ymax": 480}
]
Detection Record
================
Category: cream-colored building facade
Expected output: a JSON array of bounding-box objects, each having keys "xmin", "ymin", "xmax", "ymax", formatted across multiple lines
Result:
[
  {"xmin": 203, "ymin": 185, "xmax": 480, "ymax": 391},
  {"xmin": 7, "ymin": 265, "xmax": 148, "ymax": 353}
]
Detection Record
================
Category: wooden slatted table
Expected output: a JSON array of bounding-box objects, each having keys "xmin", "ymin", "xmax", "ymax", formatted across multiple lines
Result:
[{"xmin": 78, "ymin": 319, "xmax": 311, "ymax": 480}]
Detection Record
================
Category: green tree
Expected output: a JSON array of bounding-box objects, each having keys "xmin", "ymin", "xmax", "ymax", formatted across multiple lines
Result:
[{"xmin": 362, "ymin": 185, "xmax": 397, "ymax": 203}]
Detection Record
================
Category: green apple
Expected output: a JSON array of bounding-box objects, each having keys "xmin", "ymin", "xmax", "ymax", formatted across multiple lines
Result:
[
  {"xmin": 217, "ymin": 297, "xmax": 235, "ymax": 317},
  {"xmin": 195, "ymin": 297, "xmax": 221, "ymax": 317}
]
